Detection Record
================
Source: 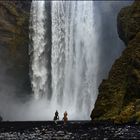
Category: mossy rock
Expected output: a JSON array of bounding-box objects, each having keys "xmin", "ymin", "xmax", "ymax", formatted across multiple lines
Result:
[
  {"xmin": 91, "ymin": 1, "xmax": 140, "ymax": 123},
  {"xmin": 114, "ymin": 103, "xmax": 135, "ymax": 124}
]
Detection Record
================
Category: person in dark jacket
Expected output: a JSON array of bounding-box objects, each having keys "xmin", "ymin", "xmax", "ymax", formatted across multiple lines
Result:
[
  {"xmin": 0, "ymin": 115, "xmax": 3, "ymax": 122},
  {"xmin": 53, "ymin": 110, "xmax": 59, "ymax": 124}
]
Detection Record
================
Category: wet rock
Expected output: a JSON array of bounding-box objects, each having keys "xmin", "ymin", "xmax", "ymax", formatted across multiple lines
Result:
[
  {"xmin": 0, "ymin": 121, "xmax": 140, "ymax": 139},
  {"xmin": 91, "ymin": 1, "xmax": 140, "ymax": 123}
]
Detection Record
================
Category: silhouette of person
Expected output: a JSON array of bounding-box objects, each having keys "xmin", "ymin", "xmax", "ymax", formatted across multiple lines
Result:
[
  {"xmin": 0, "ymin": 115, "xmax": 2, "ymax": 122},
  {"xmin": 63, "ymin": 111, "xmax": 68, "ymax": 124},
  {"xmin": 53, "ymin": 110, "xmax": 59, "ymax": 124}
]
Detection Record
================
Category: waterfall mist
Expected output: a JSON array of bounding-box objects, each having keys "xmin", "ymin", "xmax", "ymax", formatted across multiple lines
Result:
[{"xmin": 95, "ymin": 1, "xmax": 133, "ymax": 85}]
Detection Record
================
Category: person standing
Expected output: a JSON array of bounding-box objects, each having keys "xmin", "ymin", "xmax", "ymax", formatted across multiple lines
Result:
[
  {"xmin": 53, "ymin": 110, "xmax": 59, "ymax": 124},
  {"xmin": 63, "ymin": 111, "xmax": 68, "ymax": 124}
]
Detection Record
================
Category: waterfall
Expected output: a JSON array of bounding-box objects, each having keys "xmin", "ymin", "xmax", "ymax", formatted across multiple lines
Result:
[
  {"xmin": 30, "ymin": 1, "xmax": 47, "ymax": 99},
  {"xmin": 51, "ymin": 1, "xmax": 98, "ymax": 119},
  {"xmin": 30, "ymin": 1, "xmax": 98, "ymax": 120}
]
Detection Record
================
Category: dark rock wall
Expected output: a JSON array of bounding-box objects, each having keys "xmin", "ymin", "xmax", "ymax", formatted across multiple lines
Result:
[
  {"xmin": 0, "ymin": 1, "xmax": 31, "ymax": 98},
  {"xmin": 91, "ymin": 1, "xmax": 140, "ymax": 123}
]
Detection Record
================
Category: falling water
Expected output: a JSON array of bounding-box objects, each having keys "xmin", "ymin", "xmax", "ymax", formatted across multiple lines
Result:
[
  {"xmin": 51, "ymin": 1, "xmax": 98, "ymax": 120},
  {"xmin": 30, "ymin": 1, "xmax": 47, "ymax": 99},
  {"xmin": 30, "ymin": 1, "xmax": 98, "ymax": 120}
]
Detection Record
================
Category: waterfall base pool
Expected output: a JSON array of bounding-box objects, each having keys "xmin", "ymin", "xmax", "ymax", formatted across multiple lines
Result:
[{"xmin": 0, "ymin": 121, "xmax": 139, "ymax": 139}]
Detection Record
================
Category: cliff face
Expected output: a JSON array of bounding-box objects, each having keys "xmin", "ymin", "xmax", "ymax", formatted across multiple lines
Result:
[
  {"xmin": 0, "ymin": 1, "xmax": 31, "ymax": 96},
  {"xmin": 91, "ymin": 1, "xmax": 140, "ymax": 123}
]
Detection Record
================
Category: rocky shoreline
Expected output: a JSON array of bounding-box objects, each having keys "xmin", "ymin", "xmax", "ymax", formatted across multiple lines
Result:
[{"xmin": 0, "ymin": 121, "xmax": 140, "ymax": 139}]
